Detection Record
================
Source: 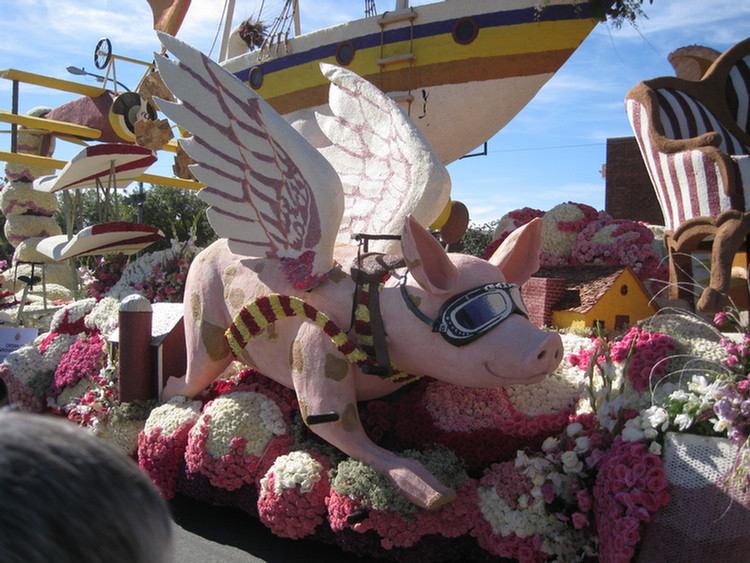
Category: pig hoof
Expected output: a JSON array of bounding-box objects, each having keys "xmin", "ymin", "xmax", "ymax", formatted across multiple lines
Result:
[
  {"xmin": 425, "ymin": 488, "xmax": 456, "ymax": 510},
  {"xmin": 161, "ymin": 376, "xmax": 187, "ymax": 401},
  {"xmin": 386, "ymin": 465, "xmax": 456, "ymax": 509}
]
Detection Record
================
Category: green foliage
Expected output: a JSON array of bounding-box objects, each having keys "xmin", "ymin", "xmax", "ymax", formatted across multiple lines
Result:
[
  {"xmin": 331, "ymin": 445, "xmax": 467, "ymax": 515},
  {"xmin": 587, "ymin": 0, "xmax": 653, "ymax": 26},
  {"xmin": 137, "ymin": 185, "xmax": 216, "ymax": 250},
  {"xmin": 458, "ymin": 221, "xmax": 498, "ymax": 258},
  {"xmin": 537, "ymin": 0, "xmax": 653, "ymax": 27},
  {"xmin": 53, "ymin": 184, "xmax": 217, "ymax": 253}
]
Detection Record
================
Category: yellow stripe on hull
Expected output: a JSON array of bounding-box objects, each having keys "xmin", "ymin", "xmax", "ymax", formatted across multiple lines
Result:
[{"xmin": 245, "ymin": 18, "xmax": 594, "ymax": 114}]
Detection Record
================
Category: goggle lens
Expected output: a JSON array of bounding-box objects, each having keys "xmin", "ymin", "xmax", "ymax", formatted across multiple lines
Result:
[{"xmin": 454, "ymin": 292, "xmax": 513, "ymax": 329}]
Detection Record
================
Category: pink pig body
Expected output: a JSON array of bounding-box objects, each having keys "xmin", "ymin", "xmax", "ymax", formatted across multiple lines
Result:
[{"xmin": 163, "ymin": 216, "xmax": 563, "ymax": 509}]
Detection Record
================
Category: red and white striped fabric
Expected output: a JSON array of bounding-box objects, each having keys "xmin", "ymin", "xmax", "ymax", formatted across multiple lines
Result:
[
  {"xmin": 726, "ymin": 54, "xmax": 750, "ymax": 134},
  {"xmin": 626, "ymin": 85, "xmax": 750, "ymax": 232}
]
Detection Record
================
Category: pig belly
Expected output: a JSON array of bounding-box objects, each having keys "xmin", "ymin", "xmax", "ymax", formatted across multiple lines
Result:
[{"xmin": 237, "ymin": 321, "xmax": 406, "ymax": 401}]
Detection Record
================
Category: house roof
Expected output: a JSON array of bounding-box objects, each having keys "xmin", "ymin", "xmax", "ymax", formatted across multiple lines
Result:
[
  {"xmin": 533, "ymin": 265, "xmax": 640, "ymax": 314},
  {"xmin": 108, "ymin": 302, "xmax": 184, "ymax": 346}
]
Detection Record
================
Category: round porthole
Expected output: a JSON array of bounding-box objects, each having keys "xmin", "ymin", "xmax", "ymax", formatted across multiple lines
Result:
[
  {"xmin": 335, "ymin": 41, "xmax": 356, "ymax": 66},
  {"xmin": 620, "ymin": 284, "xmax": 629, "ymax": 296},
  {"xmin": 452, "ymin": 17, "xmax": 479, "ymax": 45},
  {"xmin": 249, "ymin": 67, "xmax": 264, "ymax": 90}
]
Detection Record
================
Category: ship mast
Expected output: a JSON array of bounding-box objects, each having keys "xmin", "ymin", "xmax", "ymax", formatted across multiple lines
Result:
[
  {"xmin": 292, "ymin": 0, "xmax": 300, "ymax": 36},
  {"xmin": 218, "ymin": 0, "xmax": 237, "ymax": 62}
]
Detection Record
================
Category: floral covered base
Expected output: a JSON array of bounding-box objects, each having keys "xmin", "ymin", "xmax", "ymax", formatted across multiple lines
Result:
[
  {"xmin": 135, "ymin": 325, "xmax": 684, "ymax": 563},
  {"xmin": 3, "ymin": 288, "xmax": 750, "ymax": 563}
]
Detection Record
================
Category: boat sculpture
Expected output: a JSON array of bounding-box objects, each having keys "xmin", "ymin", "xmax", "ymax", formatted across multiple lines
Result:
[{"xmin": 221, "ymin": 0, "xmax": 598, "ymax": 164}]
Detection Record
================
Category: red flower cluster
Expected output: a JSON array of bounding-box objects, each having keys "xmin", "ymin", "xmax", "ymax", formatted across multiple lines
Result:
[
  {"xmin": 48, "ymin": 334, "xmax": 106, "ymax": 397},
  {"xmin": 472, "ymin": 461, "xmax": 545, "ymax": 563},
  {"xmin": 327, "ymin": 478, "xmax": 478, "ymax": 550},
  {"xmin": 257, "ymin": 451, "xmax": 331, "ymax": 539},
  {"xmin": 85, "ymin": 253, "xmax": 129, "ymax": 300},
  {"xmin": 185, "ymin": 419, "xmax": 294, "ymax": 491},
  {"xmin": 555, "ymin": 202, "xmax": 601, "ymax": 233},
  {"xmin": 483, "ymin": 207, "xmax": 545, "ymax": 260},
  {"xmin": 138, "ymin": 423, "xmax": 194, "ymax": 499},
  {"xmin": 133, "ymin": 252, "xmax": 191, "ymax": 303}
]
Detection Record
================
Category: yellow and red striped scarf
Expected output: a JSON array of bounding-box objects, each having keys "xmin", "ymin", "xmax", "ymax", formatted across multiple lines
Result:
[{"xmin": 224, "ymin": 287, "xmax": 418, "ymax": 384}]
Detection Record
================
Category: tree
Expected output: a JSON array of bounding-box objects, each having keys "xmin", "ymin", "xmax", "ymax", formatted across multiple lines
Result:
[
  {"xmin": 0, "ymin": 214, "xmax": 15, "ymax": 264},
  {"xmin": 53, "ymin": 184, "xmax": 217, "ymax": 253},
  {"xmin": 137, "ymin": 185, "xmax": 216, "ymax": 250},
  {"xmin": 538, "ymin": 0, "xmax": 654, "ymax": 27},
  {"xmin": 458, "ymin": 221, "xmax": 498, "ymax": 259}
]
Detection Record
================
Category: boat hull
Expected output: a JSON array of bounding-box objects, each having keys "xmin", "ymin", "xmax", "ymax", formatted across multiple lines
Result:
[{"xmin": 222, "ymin": 0, "xmax": 597, "ymax": 163}]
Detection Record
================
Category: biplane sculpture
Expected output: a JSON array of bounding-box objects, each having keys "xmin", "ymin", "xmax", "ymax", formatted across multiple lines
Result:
[{"xmin": 155, "ymin": 32, "xmax": 563, "ymax": 509}]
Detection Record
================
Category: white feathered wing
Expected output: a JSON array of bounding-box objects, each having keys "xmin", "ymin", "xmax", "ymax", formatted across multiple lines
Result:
[
  {"xmin": 154, "ymin": 32, "xmax": 344, "ymax": 289},
  {"xmin": 315, "ymin": 63, "xmax": 451, "ymax": 254}
]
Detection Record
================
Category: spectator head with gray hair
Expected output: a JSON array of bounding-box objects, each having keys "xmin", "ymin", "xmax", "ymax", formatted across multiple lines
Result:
[{"xmin": 0, "ymin": 410, "xmax": 173, "ymax": 563}]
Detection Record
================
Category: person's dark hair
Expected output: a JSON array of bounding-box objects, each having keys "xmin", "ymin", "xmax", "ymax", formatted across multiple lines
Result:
[{"xmin": 0, "ymin": 410, "xmax": 173, "ymax": 563}]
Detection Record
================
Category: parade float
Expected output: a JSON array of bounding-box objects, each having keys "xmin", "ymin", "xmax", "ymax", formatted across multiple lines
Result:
[{"xmin": 1, "ymin": 1, "xmax": 750, "ymax": 562}]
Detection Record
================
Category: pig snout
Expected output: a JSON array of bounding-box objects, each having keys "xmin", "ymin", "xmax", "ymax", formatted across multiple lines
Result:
[{"xmin": 528, "ymin": 331, "xmax": 564, "ymax": 376}]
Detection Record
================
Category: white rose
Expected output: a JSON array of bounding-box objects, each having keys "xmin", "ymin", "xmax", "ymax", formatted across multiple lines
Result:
[
  {"xmin": 566, "ymin": 422, "xmax": 583, "ymax": 437},
  {"xmin": 573, "ymin": 436, "xmax": 590, "ymax": 454}
]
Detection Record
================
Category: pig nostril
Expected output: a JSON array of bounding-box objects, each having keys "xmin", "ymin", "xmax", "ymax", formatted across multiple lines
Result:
[{"xmin": 537, "ymin": 350, "xmax": 546, "ymax": 360}]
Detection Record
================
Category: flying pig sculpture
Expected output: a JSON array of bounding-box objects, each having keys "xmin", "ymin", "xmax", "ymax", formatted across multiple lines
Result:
[{"xmin": 155, "ymin": 33, "xmax": 564, "ymax": 509}]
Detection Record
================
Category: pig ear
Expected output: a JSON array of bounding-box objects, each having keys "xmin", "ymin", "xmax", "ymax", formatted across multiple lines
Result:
[
  {"xmin": 401, "ymin": 215, "xmax": 459, "ymax": 294},
  {"xmin": 488, "ymin": 217, "xmax": 543, "ymax": 285}
]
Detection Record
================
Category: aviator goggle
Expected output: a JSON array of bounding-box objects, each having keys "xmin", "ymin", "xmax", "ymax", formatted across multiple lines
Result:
[{"xmin": 400, "ymin": 273, "xmax": 529, "ymax": 347}]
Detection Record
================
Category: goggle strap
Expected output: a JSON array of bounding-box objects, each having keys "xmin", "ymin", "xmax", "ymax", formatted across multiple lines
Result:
[{"xmin": 399, "ymin": 274, "xmax": 435, "ymax": 327}]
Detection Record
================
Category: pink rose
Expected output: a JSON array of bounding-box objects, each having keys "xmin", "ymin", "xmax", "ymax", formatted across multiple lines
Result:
[
  {"xmin": 572, "ymin": 511, "xmax": 589, "ymax": 529},
  {"xmin": 576, "ymin": 489, "xmax": 593, "ymax": 512}
]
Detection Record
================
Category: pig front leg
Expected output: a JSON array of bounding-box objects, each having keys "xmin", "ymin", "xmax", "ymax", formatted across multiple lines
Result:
[
  {"xmin": 290, "ymin": 322, "xmax": 456, "ymax": 510},
  {"xmin": 162, "ymin": 294, "xmax": 234, "ymax": 401}
]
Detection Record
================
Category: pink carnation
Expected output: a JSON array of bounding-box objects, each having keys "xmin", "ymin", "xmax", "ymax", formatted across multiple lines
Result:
[
  {"xmin": 594, "ymin": 437, "xmax": 670, "ymax": 563},
  {"xmin": 568, "ymin": 327, "xmax": 675, "ymax": 392}
]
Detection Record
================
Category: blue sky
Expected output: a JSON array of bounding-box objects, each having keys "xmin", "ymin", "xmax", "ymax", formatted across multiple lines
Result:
[{"xmin": 1, "ymin": 0, "xmax": 749, "ymax": 225}]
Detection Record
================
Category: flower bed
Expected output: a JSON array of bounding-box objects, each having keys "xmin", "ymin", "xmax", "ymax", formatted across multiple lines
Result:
[
  {"xmin": 130, "ymin": 319, "xmax": 716, "ymax": 563},
  {"xmin": 6, "ymin": 291, "xmax": 748, "ymax": 561},
  {"xmin": 2, "ymin": 229, "xmax": 749, "ymax": 561}
]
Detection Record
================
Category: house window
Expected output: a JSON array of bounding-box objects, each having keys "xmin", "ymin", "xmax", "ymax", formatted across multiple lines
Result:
[
  {"xmin": 615, "ymin": 315, "xmax": 630, "ymax": 329},
  {"xmin": 620, "ymin": 284, "xmax": 628, "ymax": 295}
]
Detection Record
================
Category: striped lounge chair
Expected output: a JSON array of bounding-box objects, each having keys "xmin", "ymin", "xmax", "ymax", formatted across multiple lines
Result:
[{"xmin": 626, "ymin": 37, "xmax": 750, "ymax": 312}]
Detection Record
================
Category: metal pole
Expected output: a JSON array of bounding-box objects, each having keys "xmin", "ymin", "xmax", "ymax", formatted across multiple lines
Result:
[{"xmin": 11, "ymin": 80, "xmax": 18, "ymax": 153}]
